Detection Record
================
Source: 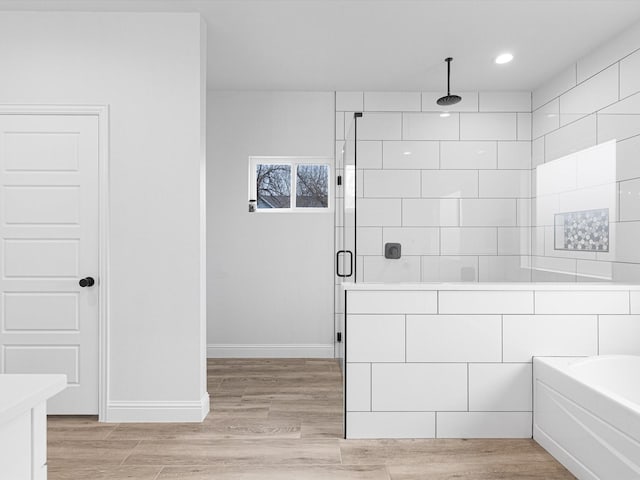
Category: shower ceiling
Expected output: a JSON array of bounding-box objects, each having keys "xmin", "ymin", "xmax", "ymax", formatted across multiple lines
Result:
[{"xmin": 1, "ymin": 0, "xmax": 640, "ymax": 91}]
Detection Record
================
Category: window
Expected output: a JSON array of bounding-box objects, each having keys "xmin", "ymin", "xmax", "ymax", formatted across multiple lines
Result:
[{"xmin": 249, "ymin": 157, "xmax": 331, "ymax": 211}]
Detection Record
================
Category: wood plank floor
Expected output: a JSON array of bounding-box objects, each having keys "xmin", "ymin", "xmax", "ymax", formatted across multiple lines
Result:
[{"xmin": 47, "ymin": 358, "xmax": 575, "ymax": 479}]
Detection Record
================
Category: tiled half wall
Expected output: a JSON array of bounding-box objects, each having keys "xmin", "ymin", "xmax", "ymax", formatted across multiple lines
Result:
[{"xmin": 345, "ymin": 287, "xmax": 640, "ymax": 439}]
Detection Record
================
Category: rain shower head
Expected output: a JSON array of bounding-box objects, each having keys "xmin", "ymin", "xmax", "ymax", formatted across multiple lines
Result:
[
  {"xmin": 436, "ymin": 57, "xmax": 462, "ymax": 106},
  {"xmin": 437, "ymin": 93, "xmax": 462, "ymax": 106}
]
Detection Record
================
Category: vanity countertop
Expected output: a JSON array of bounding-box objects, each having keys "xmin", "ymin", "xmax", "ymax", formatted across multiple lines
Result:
[{"xmin": 0, "ymin": 374, "xmax": 66, "ymax": 425}]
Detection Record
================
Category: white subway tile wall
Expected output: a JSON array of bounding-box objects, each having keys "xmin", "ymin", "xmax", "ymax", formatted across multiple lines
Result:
[
  {"xmin": 620, "ymin": 50, "xmax": 640, "ymax": 99},
  {"xmin": 357, "ymin": 112, "xmax": 402, "ymax": 140},
  {"xmin": 599, "ymin": 315, "xmax": 640, "ymax": 355},
  {"xmin": 406, "ymin": 315, "xmax": 502, "ymax": 362},
  {"xmin": 497, "ymin": 141, "xmax": 531, "ymax": 170},
  {"xmin": 468, "ymin": 363, "xmax": 532, "ymax": 411},
  {"xmin": 440, "ymin": 141, "xmax": 497, "ymax": 169},
  {"xmin": 532, "ymin": 65, "xmax": 577, "ymax": 110},
  {"xmin": 440, "ymin": 227, "xmax": 498, "ymax": 255},
  {"xmin": 347, "ymin": 314, "xmax": 405, "ymax": 362},
  {"xmin": 382, "ymin": 141, "xmax": 439, "ymax": 169},
  {"xmin": 337, "ymin": 42, "xmax": 640, "ymax": 285},
  {"xmin": 559, "ymin": 64, "xmax": 618, "ymax": 126},
  {"xmin": 346, "ymin": 412, "xmax": 436, "ymax": 439},
  {"xmin": 460, "ymin": 113, "xmax": 517, "ymax": 141},
  {"xmin": 438, "ymin": 290, "xmax": 534, "ymax": 314},
  {"xmin": 517, "ymin": 113, "xmax": 532, "ymax": 141},
  {"xmin": 371, "ymin": 363, "xmax": 468, "ymax": 411},
  {"xmin": 362, "ymin": 256, "xmax": 422, "ymax": 283},
  {"xmin": 530, "ymin": 37, "xmax": 640, "ymax": 281},
  {"xmin": 402, "ymin": 198, "xmax": 460, "ymax": 227},
  {"xmin": 355, "ymin": 141, "xmax": 383, "ymax": 169},
  {"xmin": 403, "ymin": 112, "xmax": 460, "ymax": 140},
  {"xmin": 502, "ymin": 314, "xmax": 598, "ymax": 361},
  {"xmin": 363, "ymin": 170, "xmax": 421, "ymax": 198},
  {"xmin": 364, "ymin": 92, "xmax": 421, "ymax": 112},
  {"xmin": 436, "ymin": 412, "xmax": 532, "ymax": 438},
  {"xmin": 421, "ymin": 170, "xmax": 478, "ymax": 198},
  {"xmin": 336, "ymin": 93, "xmax": 530, "ymax": 282},
  {"xmin": 382, "ymin": 227, "xmax": 439, "ymax": 255},
  {"xmin": 532, "ymin": 98, "xmax": 559, "ymax": 139},
  {"xmin": 479, "ymin": 91, "xmax": 531, "ymax": 113},
  {"xmin": 345, "ymin": 287, "xmax": 636, "ymax": 438},
  {"xmin": 346, "ymin": 363, "xmax": 371, "ymax": 411}
]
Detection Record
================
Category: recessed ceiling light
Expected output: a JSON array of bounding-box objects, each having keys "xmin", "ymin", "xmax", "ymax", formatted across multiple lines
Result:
[
  {"xmin": 440, "ymin": 112, "xmax": 451, "ymax": 118},
  {"xmin": 495, "ymin": 53, "xmax": 514, "ymax": 65},
  {"xmin": 403, "ymin": 151, "xmax": 412, "ymax": 156}
]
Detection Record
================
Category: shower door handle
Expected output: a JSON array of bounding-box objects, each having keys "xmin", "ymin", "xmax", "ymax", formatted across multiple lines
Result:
[{"xmin": 336, "ymin": 250, "xmax": 353, "ymax": 278}]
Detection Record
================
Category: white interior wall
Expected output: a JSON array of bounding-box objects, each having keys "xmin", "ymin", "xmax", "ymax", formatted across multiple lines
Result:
[
  {"xmin": 0, "ymin": 12, "xmax": 208, "ymax": 421},
  {"xmin": 207, "ymin": 91, "xmax": 335, "ymax": 358}
]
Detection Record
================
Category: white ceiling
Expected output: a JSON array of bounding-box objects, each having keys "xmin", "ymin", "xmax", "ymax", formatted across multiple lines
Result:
[{"xmin": 1, "ymin": 0, "xmax": 640, "ymax": 92}]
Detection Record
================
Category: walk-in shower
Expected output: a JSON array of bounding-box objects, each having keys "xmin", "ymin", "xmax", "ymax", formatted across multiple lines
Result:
[
  {"xmin": 335, "ymin": 106, "xmax": 640, "ymax": 441},
  {"xmin": 337, "ymin": 112, "xmax": 622, "ymax": 285}
]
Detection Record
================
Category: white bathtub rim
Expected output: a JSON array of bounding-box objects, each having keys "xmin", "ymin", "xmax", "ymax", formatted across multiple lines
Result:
[
  {"xmin": 534, "ymin": 355, "xmax": 640, "ymax": 442},
  {"xmin": 535, "ymin": 355, "xmax": 640, "ymax": 416}
]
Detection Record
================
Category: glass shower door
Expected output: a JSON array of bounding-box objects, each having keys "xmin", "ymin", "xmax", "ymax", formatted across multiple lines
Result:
[{"xmin": 340, "ymin": 114, "xmax": 358, "ymax": 282}]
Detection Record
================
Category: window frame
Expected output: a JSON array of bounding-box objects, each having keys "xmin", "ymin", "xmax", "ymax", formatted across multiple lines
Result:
[{"xmin": 248, "ymin": 156, "xmax": 333, "ymax": 213}]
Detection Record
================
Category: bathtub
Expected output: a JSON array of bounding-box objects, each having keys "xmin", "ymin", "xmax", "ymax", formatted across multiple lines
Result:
[{"xmin": 534, "ymin": 355, "xmax": 640, "ymax": 480}]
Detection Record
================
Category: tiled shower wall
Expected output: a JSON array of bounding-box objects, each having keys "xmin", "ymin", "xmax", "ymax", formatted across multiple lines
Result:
[
  {"xmin": 335, "ymin": 91, "xmax": 533, "ymax": 283},
  {"xmin": 531, "ymin": 23, "xmax": 640, "ymax": 282}
]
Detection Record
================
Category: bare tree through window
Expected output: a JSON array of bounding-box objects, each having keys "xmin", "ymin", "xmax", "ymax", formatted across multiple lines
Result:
[
  {"xmin": 296, "ymin": 165, "xmax": 329, "ymax": 208},
  {"xmin": 254, "ymin": 160, "xmax": 330, "ymax": 210},
  {"xmin": 256, "ymin": 164, "xmax": 291, "ymax": 208}
]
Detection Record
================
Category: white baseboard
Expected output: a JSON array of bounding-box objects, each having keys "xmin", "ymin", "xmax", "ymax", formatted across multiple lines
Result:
[
  {"xmin": 105, "ymin": 393, "xmax": 210, "ymax": 423},
  {"xmin": 207, "ymin": 343, "xmax": 335, "ymax": 358}
]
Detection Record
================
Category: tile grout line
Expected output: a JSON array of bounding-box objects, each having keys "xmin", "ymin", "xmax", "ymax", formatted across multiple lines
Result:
[
  {"xmin": 404, "ymin": 315, "xmax": 407, "ymax": 363},
  {"xmin": 466, "ymin": 363, "xmax": 470, "ymax": 412},
  {"xmin": 370, "ymin": 362, "xmax": 373, "ymax": 413},
  {"xmin": 501, "ymin": 315, "xmax": 504, "ymax": 363}
]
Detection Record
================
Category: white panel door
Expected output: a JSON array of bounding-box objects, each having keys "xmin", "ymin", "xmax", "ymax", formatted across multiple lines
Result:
[{"xmin": 0, "ymin": 114, "xmax": 99, "ymax": 414}]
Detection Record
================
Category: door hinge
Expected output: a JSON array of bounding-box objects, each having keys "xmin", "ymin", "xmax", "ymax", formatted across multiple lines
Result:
[
  {"xmin": 337, "ymin": 175, "xmax": 342, "ymax": 186},
  {"xmin": 336, "ymin": 332, "xmax": 342, "ymax": 343}
]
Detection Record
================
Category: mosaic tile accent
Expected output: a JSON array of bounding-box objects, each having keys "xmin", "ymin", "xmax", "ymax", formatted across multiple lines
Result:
[{"xmin": 554, "ymin": 208, "xmax": 609, "ymax": 252}]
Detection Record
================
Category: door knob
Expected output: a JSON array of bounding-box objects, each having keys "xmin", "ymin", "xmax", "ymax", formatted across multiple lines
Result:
[{"xmin": 79, "ymin": 277, "xmax": 95, "ymax": 288}]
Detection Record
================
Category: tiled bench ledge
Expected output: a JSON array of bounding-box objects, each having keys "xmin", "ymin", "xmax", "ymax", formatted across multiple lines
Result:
[{"xmin": 343, "ymin": 283, "xmax": 640, "ymax": 439}]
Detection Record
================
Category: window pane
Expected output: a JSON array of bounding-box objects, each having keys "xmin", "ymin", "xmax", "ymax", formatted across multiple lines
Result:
[
  {"xmin": 296, "ymin": 164, "xmax": 329, "ymax": 208},
  {"xmin": 256, "ymin": 164, "xmax": 291, "ymax": 209}
]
